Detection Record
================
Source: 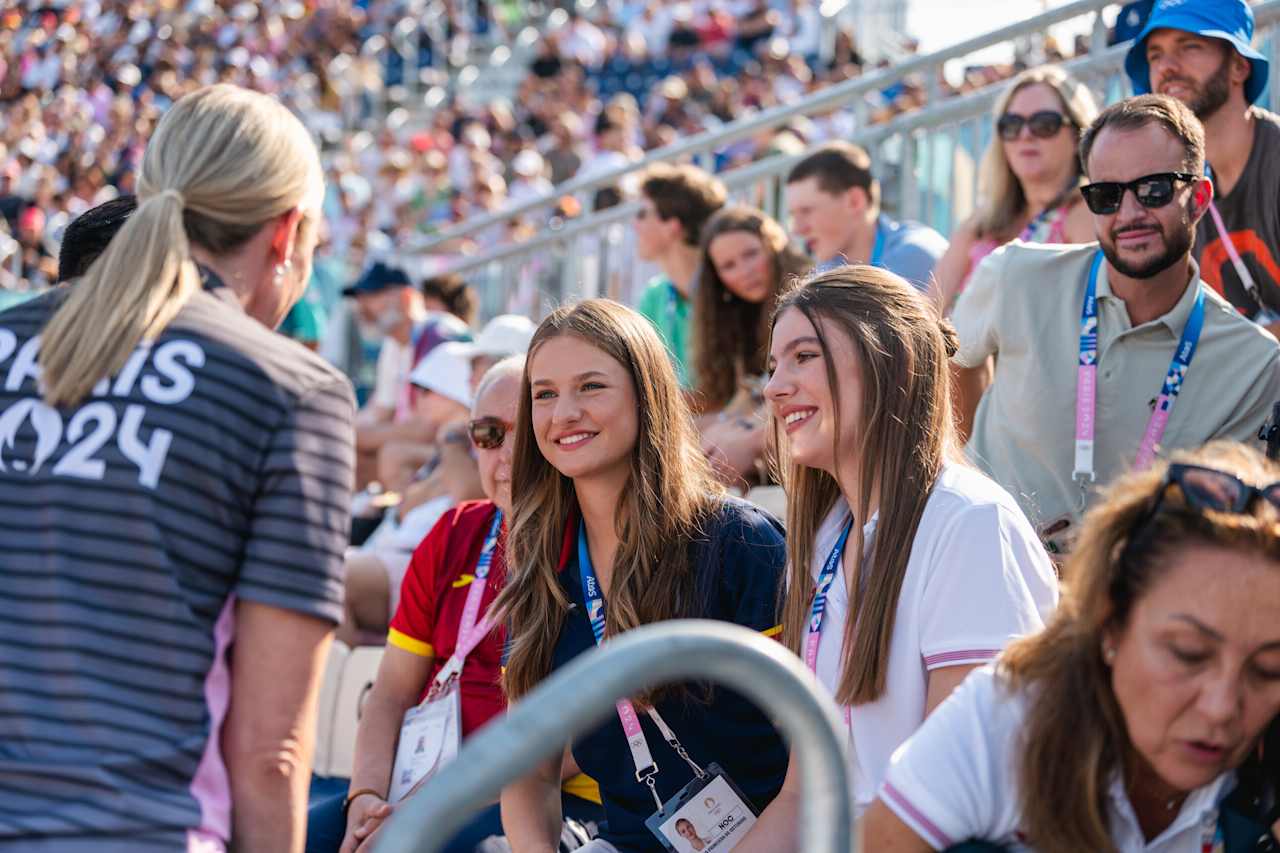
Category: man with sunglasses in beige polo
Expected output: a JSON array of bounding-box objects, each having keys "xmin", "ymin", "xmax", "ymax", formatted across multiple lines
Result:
[{"xmin": 952, "ymin": 95, "xmax": 1280, "ymax": 554}]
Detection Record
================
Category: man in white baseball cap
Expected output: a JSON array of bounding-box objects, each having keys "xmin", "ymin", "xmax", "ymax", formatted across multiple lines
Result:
[{"xmin": 457, "ymin": 314, "xmax": 537, "ymax": 391}]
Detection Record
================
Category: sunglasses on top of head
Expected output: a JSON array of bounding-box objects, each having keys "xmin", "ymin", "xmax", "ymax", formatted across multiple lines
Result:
[
  {"xmin": 1079, "ymin": 172, "xmax": 1199, "ymax": 216},
  {"xmin": 1128, "ymin": 463, "xmax": 1280, "ymax": 544},
  {"xmin": 996, "ymin": 110, "xmax": 1071, "ymax": 141},
  {"xmin": 468, "ymin": 416, "xmax": 513, "ymax": 450}
]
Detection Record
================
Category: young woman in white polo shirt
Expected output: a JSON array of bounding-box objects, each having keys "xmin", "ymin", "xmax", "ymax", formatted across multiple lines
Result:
[
  {"xmin": 737, "ymin": 265, "xmax": 1058, "ymax": 850},
  {"xmin": 865, "ymin": 441, "xmax": 1280, "ymax": 853}
]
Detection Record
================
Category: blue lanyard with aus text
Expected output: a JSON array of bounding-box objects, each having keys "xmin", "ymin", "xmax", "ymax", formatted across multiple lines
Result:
[
  {"xmin": 805, "ymin": 515, "xmax": 854, "ymax": 728},
  {"xmin": 1074, "ymin": 250, "xmax": 1205, "ymax": 493},
  {"xmin": 577, "ymin": 521, "xmax": 709, "ymax": 809}
]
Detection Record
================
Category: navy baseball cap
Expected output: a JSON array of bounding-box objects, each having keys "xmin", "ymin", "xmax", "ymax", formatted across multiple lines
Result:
[
  {"xmin": 342, "ymin": 261, "xmax": 412, "ymax": 297},
  {"xmin": 1125, "ymin": 0, "xmax": 1269, "ymax": 105}
]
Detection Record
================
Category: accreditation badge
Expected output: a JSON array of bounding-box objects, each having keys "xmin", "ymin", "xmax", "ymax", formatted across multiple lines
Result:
[
  {"xmin": 387, "ymin": 686, "xmax": 462, "ymax": 803},
  {"xmin": 643, "ymin": 764, "xmax": 757, "ymax": 852}
]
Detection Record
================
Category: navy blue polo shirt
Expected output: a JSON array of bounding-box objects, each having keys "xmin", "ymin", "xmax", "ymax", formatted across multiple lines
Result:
[{"xmin": 552, "ymin": 497, "xmax": 789, "ymax": 852}]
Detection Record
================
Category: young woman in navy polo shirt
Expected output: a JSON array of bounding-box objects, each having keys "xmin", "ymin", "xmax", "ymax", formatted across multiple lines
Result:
[{"xmin": 493, "ymin": 299, "xmax": 789, "ymax": 853}]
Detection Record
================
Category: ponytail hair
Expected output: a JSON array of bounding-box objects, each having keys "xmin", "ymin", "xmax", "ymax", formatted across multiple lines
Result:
[{"xmin": 39, "ymin": 84, "xmax": 323, "ymax": 408}]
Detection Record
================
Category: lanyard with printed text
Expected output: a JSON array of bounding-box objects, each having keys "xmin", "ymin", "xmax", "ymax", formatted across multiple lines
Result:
[
  {"xmin": 1073, "ymin": 250, "xmax": 1206, "ymax": 496},
  {"xmin": 429, "ymin": 510, "xmax": 503, "ymax": 693},
  {"xmin": 578, "ymin": 521, "xmax": 707, "ymax": 809},
  {"xmin": 806, "ymin": 514, "xmax": 854, "ymax": 728}
]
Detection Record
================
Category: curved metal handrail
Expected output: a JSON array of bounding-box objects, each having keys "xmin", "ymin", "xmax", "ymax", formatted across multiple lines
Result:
[{"xmin": 374, "ymin": 620, "xmax": 854, "ymax": 853}]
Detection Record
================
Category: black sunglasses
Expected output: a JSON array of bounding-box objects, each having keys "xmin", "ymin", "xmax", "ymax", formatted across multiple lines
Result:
[
  {"xmin": 996, "ymin": 110, "xmax": 1070, "ymax": 141},
  {"xmin": 468, "ymin": 416, "xmax": 513, "ymax": 450},
  {"xmin": 1133, "ymin": 463, "xmax": 1280, "ymax": 535},
  {"xmin": 1080, "ymin": 172, "xmax": 1198, "ymax": 215}
]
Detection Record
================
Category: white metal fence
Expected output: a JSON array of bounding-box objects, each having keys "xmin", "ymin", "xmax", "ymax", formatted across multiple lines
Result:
[{"xmin": 399, "ymin": 0, "xmax": 1280, "ymax": 320}]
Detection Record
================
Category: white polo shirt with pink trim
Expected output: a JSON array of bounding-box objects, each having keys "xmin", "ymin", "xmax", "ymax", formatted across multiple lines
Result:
[
  {"xmin": 810, "ymin": 463, "xmax": 1057, "ymax": 814},
  {"xmin": 879, "ymin": 665, "xmax": 1234, "ymax": 851}
]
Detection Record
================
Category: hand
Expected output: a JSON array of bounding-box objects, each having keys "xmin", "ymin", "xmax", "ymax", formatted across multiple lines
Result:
[
  {"xmin": 340, "ymin": 793, "xmax": 392, "ymax": 853},
  {"xmin": 701, "ymin": 417, "xmax": 766, "ymax": 489}
]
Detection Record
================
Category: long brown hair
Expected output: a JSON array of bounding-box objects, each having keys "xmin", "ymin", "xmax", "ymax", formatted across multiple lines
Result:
[
  {"xmin": 493, "ymin": 299, "xmax": 723, "ymax": 701},
  {"xmin": 692, "ymin": 205, "xmax": 811, "ymax": 412},
  {"xmin": 775, "ymin": 266, "xmax": 961, "ymax": 705},
  {"xmin": 1001, "ymin": 441, "xmax": 1280, "ymax": 853}
]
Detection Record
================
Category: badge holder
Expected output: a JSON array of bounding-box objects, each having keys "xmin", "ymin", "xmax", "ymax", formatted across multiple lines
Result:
[
  {"xmin": 644, "ymin": 761, "xmax": 758, "ymax": 852},
  {"xmin": 387, "ymin": 667, "xmax": 463, "ymax": 803}
]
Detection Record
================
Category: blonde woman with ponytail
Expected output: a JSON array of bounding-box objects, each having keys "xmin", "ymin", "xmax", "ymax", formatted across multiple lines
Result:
[
  {"xmin": 736, "ymin": 266, "xmax": 1057, "ymax": 852},
  {"xmin": 492, "ymin": 299, "xmax": 789, "ymax": 853},
  {"xmin": 0, "ymin": 84, "xmax": 354, "ymax": 853}
]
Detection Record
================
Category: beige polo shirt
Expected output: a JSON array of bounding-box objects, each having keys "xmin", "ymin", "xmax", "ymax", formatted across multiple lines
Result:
[{"xmin": 954, "ymin": 241, "xmax": 1280, "ymax": 531}]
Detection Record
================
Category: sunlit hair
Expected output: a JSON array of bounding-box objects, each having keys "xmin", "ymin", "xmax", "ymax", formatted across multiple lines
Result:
[
  {"xmin": 39, "ymin": 84, "xmax": 324, "ymax": 407},
  {"xmin": 493, "ymin": 299, "xmax": 723, "ymax": 702},
  {"xmin": 974, "ymin": 65, "xmax": 1099, "ymax": 241},
  {"xmin": 693, "ymin": 205, "xmax": 812, "ymax": 412},
  {"xmin": 1001, "ymin": 441, "xmax": 1280, "ymax": 853},
  {"xmin": 473, "ymin": 355, "xmax": 525, "ymax": 412},
  {"xmin": 774, "ymin": 266, "xmax": 961, "ymax": 704}
]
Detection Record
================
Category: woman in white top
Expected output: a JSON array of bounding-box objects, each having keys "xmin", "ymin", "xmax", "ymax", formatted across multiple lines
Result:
[
  {"xmin": 737, "ymin": 265, "xmax": 1058, "ymax": 850},
  {"xmin": 866, "ymin": 440, "xmax": 1280, "ymax": 852}
]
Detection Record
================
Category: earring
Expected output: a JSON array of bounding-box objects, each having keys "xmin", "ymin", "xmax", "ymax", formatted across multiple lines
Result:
[
  {"xmin": 273, "ymin": 259, "xmax": 293, "ymax": 288},
  {"xmin": 1102, "ymin": 644, "xmax": 1116, "ymax": 664}
]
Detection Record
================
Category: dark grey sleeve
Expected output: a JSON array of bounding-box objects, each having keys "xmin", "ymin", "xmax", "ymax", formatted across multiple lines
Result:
[{"xmin": 236, "ymin": 376, "xmax": 355, "ymax": 623}]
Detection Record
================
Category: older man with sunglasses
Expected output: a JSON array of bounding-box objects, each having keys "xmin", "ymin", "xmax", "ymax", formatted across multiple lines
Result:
[
  {"xmin": 1126, "ymin": 0, "xmax": 1280, "ymax": 336},
  {"xmin": 951, "ymin": 94, "xmax": 1280, "ymax": 554}
]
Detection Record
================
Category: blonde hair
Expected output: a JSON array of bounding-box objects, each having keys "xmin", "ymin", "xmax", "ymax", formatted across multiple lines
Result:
[
  {"xmin": 1002, "ymin": 441, "xmax": 1280, "ymax": 853},
  {"xmin": 39, "ymin": 84, "xmax": 324, "ymax": 407},
  {"xmin": 774, "ymin": 266, "xmax": 962, "ymax": 705},
  {"xmin": 493, "ymin": 299, "xmax": 723, "ymax": 703},
  {"xmin": 974, "ymin": 66, "xmax": 1099, "ymax": 241}
]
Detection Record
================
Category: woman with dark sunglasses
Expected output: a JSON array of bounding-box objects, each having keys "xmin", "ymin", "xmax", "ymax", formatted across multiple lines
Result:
[
  {"xmin": 864, "ymin": 440, "xmax": 1280, "ymax": 853},
  {"xmin": 933, "ymin": 66, "xmax": 1098, "ymax": 316},
  {"xmin": 311, "ymin": 357, "xmax": 604, "ymax": 853}
]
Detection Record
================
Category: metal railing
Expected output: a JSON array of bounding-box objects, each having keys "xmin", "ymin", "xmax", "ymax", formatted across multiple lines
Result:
[
  {"xmin": 411, "ymin": 0, "xmax": 1118, "ymax": 257},
  {"xmin": 374, "ymin": 620, "xmax": 854, "ymax": 853},
  {"xmin": 403, "ymin": 0, "xmax": 1280, "ymax": 316}
]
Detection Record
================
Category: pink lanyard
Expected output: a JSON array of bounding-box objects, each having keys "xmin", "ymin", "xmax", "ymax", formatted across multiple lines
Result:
[{"xmin": 428, "ymin": 511, "xmax": 502, "ymax": 693}]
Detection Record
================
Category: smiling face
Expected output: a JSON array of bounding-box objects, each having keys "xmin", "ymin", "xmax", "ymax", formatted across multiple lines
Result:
[
  {"xmin": 1086, "ymin": 122, "xmax": 1202, "ymax": 280},
  {"xmin": 528, "ymin": 334, "xmax": 639, "ymax": 485},
  {"xmin": 1000, "ymin": 82, "xmax": 1077, "ymax": 187},
  {"xmin": 472, "ymin": 371, "xmax": 520, "ymax": 515},
  {"xmin": 764, "ymin": 306, "xmax": 863, "ymax": 476},
  {"xmin": 708, "ymin": 230, "xmax": 773, "ymax": 303},
  {"xmin": 1107, "ymin": 542, "xmax": 1280, "ymax": 796}
]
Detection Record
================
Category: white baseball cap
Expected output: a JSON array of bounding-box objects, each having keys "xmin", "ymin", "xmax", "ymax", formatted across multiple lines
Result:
[
  {"xmin": 409, "ymin": 341, "xmax": 473, "ymax": 407},
  {"xmin": 457, "ymin": 314, "xmax": 536, "ymax": 361}
]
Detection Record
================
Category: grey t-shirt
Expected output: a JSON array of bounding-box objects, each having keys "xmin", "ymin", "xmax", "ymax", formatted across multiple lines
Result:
[
  {"xmin": 0, "ymin": 275, "xmax": 355, "ymax": 851},
  {"xmin": 1195, "ymin": 107, "xmax": 1280, "ymax": 321}
]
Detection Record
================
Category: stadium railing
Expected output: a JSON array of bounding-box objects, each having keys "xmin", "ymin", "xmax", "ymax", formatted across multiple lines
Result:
[
  {"xmin": 374, "ymin": 620, "xmax": 853, "ymax": 853},
  {"xmin": 403, "ymin": 0, "xmax": 1280, "ymax": 319}
]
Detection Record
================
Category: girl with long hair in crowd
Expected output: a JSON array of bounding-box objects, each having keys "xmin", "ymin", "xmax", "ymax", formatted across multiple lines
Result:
[
  {"xmin": 692, "ymin": 204, "xmax": 811, "ymax": 488},
  {"xmin": 310, "ymin": 358, "xmax": 603, "ymax": 853},
  {"xmin": 933, "ymin": 65, "xmax": 1099, "ymax": 312},
  {"xmin": 737, "ymin": 266, "xmax": 1058, "ymax": 851},
  {"xmin": 865, "ymin": 441, "xmax": 1280, "ymax": 852},
  {"xmin": 493, "ymin": 299, "xmax": 789, "ymax": 853},
  {"xmin": 0, "ymin": 84, "xmax": 352, "ymax": 851}
]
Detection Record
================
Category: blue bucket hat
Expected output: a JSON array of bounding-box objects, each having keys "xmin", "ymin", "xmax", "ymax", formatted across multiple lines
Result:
[{"xmin": 1124, "ymin": 0, "xmax": 1269, "ymax": 106}]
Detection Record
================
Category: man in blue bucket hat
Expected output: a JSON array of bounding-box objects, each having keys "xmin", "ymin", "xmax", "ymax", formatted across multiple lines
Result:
[{"xmin": 1126, "ymin": 0, "xmax": 1280, "ymax": 336}]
